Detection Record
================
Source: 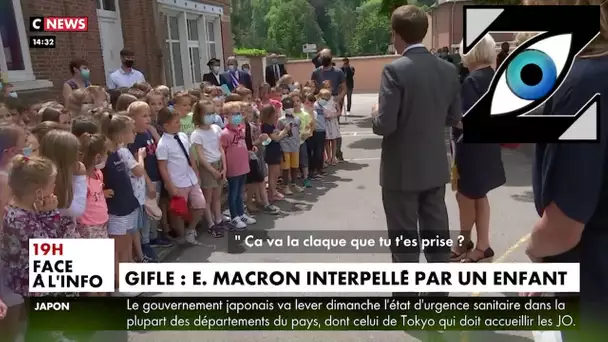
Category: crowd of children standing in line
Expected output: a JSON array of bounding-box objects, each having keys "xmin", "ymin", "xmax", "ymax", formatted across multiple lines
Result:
[{"xmin": 0, "ymin": 73, "xmax": 344, "ymax": 338}]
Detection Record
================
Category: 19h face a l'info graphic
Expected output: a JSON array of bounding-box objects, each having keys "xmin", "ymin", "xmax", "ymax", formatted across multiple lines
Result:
[{"xmin": 27, "ymin": 239, "xmax": 579, "ymax": 331}]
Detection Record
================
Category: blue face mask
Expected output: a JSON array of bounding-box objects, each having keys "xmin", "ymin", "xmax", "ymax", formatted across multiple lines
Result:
[
  {"xmin": 204, "ymin": 115, "xmax": 215, "ymax": 125},
  {"xmin": 22, "ymin": 147, "xmax": 33, "ymax": 157},
  {"xmin": 231, "ymin": 113, "xmax": 242, "ymax": 125},
  {"xmin": 8, "ymin": 91, "xmax": 17, "ymax": 98},
  {"xmin": 318, "ymin": 99, "xmax": 328, "ymax": 106},
  {"xmin": 243, "ymin": 68, "xmax": 250, "ymax": 73},
  {"xmin": 288, "ymin": 84, "xmax": 296, "ymax": 91}
]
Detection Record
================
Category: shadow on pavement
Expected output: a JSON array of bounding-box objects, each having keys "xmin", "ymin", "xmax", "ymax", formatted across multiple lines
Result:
[
  {"xmin": 195, "ymin": 163, "xmax": 367, "ymax": 256},
  {"xmin": 356, "ymin": 117, "xmax": 373, "ymax": 129},
  {"xmin": 502, "ymin": 147, "xmax": 533, "ymax": 188},
  {"xmin": 348, "ymin": 137, "xmax": 382, "ymax": 150},
  {"xmin": 511, "ymin": 190, "xmax": 534, "ymax": 203}
]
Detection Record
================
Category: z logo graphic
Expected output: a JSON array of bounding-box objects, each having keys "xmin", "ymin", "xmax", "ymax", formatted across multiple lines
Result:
[{"xmin": 462, "ymin": 5, "xmax": 601, "ymax": 143}]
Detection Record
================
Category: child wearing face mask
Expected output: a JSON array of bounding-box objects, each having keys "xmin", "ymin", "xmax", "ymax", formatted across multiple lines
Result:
[
  {"xmin": 1, "ymin": 83, "xmax": 18, "ymax": 99},
  {"xmin": 1, "ymin": 155, "xmax": 57, "ymax": 340},
  {"xmin": 318, "ymin": 89, "xmax": 340, "ymax": 166},
  {"xmin": 278, "ymin": 97, "xmax": 303, "ymax": 194},
  {"xmin": 191, "ymin": 99, "xmax": 226, "ymax": 237},
  {"xmin": 221, "ymin": 102, "xmax": 256, "ymax": 229},
  {"xmin": 77, "ymin": 133, "xmax": 110, "ymax": 241}
]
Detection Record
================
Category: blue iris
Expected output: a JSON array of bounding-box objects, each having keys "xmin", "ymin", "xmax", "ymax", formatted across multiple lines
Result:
[{"xmin": 505, "ymin": 50, "xmax": 557, "ymax": 101}]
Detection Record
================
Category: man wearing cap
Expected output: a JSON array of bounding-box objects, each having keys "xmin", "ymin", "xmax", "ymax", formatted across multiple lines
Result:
[
  {"xmin": 222, "ymin": 56, "xmax": 253, "ymax": 92},
  {"xmin": 203, "ymin": 58, "xmax": 227, "ymax": 86}
]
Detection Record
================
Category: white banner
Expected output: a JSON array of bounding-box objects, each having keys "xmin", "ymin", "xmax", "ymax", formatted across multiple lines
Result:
[{"xmin": 118, "ymin": 262, "xmax": 579, "ymax": 293}]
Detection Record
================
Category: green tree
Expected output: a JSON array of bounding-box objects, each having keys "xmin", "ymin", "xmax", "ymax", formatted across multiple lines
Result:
[
  {"xmin": 379, "ymin": 0, "xmax": 435, "ymax": 16},
  {"xmin": 325, "ymin": 0, "xmax": 358, "ymax": 56},
  {"xmin": 349, "ymin": 0, "xmax": 392, "ymax": 55},
  {"xmin": 231, "ymin": 0, "xmax": 254, "ymax": 47},
  {"xmin": 266, "ymin": 0, "xmax": 325, "ymax": 57}
]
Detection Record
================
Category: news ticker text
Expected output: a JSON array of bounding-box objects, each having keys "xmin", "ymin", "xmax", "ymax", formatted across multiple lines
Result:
[{"xmin": 28, "ymin": 297, "xmax": 578, "ymax": 331}]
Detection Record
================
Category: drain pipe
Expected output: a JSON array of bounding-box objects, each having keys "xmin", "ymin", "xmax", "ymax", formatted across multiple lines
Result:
[{"xmin": 151, "ymin": 0, "xmax": 167, "ymax": 85}]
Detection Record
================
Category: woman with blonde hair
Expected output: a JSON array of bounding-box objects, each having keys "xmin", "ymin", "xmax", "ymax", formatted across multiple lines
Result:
[
  {"xmin": 520, "ymin": 0, "xmax": 608, "ymax": 339},
  {"xmin": 450, "ymin": 33, "xmax": 505, "ymax": 263}
]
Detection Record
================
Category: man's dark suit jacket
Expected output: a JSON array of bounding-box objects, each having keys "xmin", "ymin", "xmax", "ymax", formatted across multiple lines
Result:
[
  {"xmin": 372, "ymin": 46, "xmax": 461, "ymax": 191},
  {"xmin": 221, "ymin": 70, "xmax": 253, "ymax": 92},
  {"xmin": 265, "ymin": 64, "xmax": 287, "ymax": 87},
  {"xmin": 202, "ymin": 72, "xmax": 227, "ymax": 86}
]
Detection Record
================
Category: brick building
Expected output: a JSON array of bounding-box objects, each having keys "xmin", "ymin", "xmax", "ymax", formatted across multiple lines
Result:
[
  {"xmin": 428, "ymin": 0, "xmax": 514, "ymax": 52},
  {"xmin": 0, "ymin": 0, "xmax": 234, "ymax": 100}
]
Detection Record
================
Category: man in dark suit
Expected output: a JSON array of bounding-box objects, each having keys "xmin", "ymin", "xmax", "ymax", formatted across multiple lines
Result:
[
  {"xmin": 372, "ymin": 5, "xmax": 461, "ymax": 297},
  {"xmin": 222, "ymin": 56, "xmax": 253, "ymax": 92},
  {"xmin": 202, "ymin": 58, "xmax": 227, "ymax": 86},
  {"xmin": 265, "ymin": 53, "xmax": 286, "ymax": 87},
  {"xmin": 496, "ymin": 41, "xmax": 510, "ymax": 67}
]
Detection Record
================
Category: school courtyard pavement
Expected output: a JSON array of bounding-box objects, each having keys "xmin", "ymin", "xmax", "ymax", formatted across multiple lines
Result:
[{"xmin": 96, "ymin": 93, "xmax": 538, "ymax": 342}]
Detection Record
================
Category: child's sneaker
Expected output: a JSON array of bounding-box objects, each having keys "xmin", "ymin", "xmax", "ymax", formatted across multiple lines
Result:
[
  {"xmin": 263, "ymin": 204, "xmax": 281, "ymax": 215},
  {"xmin": 231, "ymin": 217, "xmax": 247, "ymax": 230},
  {"xmin": 150, "ymin": 236, "xmax": 173, "ymax": 248},
  {"xmin": 240, "ymin": 214, "xmax": 257, "ymax": 225},
  {"xmin": 207, "ymin": 224, "xmax": 225, "ymax": 238},
  {"xmin": 283, "ymin": 186, "xmax": 293, "ymax": 195},
  {"xmin": 184, "ymin": 230, "xmax": 201, "ymax": 246},
  {"xmin": 291, "ymin": 184, "xmax": 304, "ymax": 193},
  {"xmin": 141, "ymin": 243, "xmax": 159, "ymax": 262},
  {"xmin": 139, "ymin": 255, "xmax": 154, "ymax": 263},
  {"xmin": 303, "ymin": 178, "xmax": 312, "ymax": 188}
]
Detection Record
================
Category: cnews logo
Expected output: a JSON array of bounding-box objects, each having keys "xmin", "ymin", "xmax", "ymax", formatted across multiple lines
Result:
[{"xmin": 30, "ymin": 17, "xmax": 88, "ymax": 32}]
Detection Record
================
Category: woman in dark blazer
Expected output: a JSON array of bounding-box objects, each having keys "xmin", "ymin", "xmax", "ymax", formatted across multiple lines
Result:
[
  {"xmin": 450, "ymin": 34, "xmax": 505, "ymax": 263},
  {"xmin": 202, "ymin": 58, "xmax": 227, "ymax": 86}
]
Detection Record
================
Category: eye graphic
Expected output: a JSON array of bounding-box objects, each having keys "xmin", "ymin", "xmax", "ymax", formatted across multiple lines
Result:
[{"xmin": 490, "ymin": 34, "xmax": 571, "ymax": 115}]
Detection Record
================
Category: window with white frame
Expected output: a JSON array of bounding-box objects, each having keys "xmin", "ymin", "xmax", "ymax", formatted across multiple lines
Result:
[
  {"xmin": 0, "ymin": 0, "xmax": 35, "ymax": 83},
  {"xmin": 206, "ymin": 19, "xmax": 217, "ymax": 60},
  {"xmin": 187, "ymin": 19, "xmax": 202, "ymax": 84},
  {"xmin": 162, "ymin": 6, "xmax": 222, "ymax": 91},
  {"xmin": 165, "ymin": 16, "xmax": 184, "ymax": 88}
]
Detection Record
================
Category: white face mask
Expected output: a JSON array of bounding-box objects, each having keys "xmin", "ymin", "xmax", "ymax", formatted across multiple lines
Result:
[
  {"xmin": 212, "ymin": 66, "xmax": 220, "ymax": 74},
  {"xmin": 284, "ymin": 108, "xmax": 294, "ymax": 115}
]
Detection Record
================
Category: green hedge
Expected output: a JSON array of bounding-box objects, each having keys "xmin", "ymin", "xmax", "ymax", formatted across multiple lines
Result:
[{"xmin": 234, "ymin": 48, "xmax": 268, "ymax": 57}]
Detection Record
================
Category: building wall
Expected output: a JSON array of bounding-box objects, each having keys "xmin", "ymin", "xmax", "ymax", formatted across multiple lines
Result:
[
  {"xmin": 120, "ymin": 0, "xmax": 164, "ymax": 86},
  {"xmin": 121, "ymin": 0, "xmax": 232, "ymax": 89},
  {"xmin": 19, "ymin": 0, "xmax": 104, "ymax": 101},
  {"xmin": 286, "ymin": 55, "xmax": 400, "ymax": 94},
  {"xmin": 429, "ymin": 0, "xmax": 514, "ymax": 50},
  {"xmin": 9, "ymin": 0, "xmax": 233, "ymax": 101}
]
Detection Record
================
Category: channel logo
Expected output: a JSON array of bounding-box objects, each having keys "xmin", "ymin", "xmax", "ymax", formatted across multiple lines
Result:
[{"xmin": 30, "ymin": 17, "xmax": 88, "ymax": 32}]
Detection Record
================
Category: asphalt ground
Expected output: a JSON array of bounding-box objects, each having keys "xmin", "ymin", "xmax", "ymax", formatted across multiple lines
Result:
[{"xmin": 95, "ymin": 94, "xmax": 539, "ymax": 342}]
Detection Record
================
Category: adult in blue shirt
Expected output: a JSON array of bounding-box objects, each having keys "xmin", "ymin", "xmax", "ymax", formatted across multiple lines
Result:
[{"xmin": 525, "ymin": 2, "xmax": 608, "ymax": 339}]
